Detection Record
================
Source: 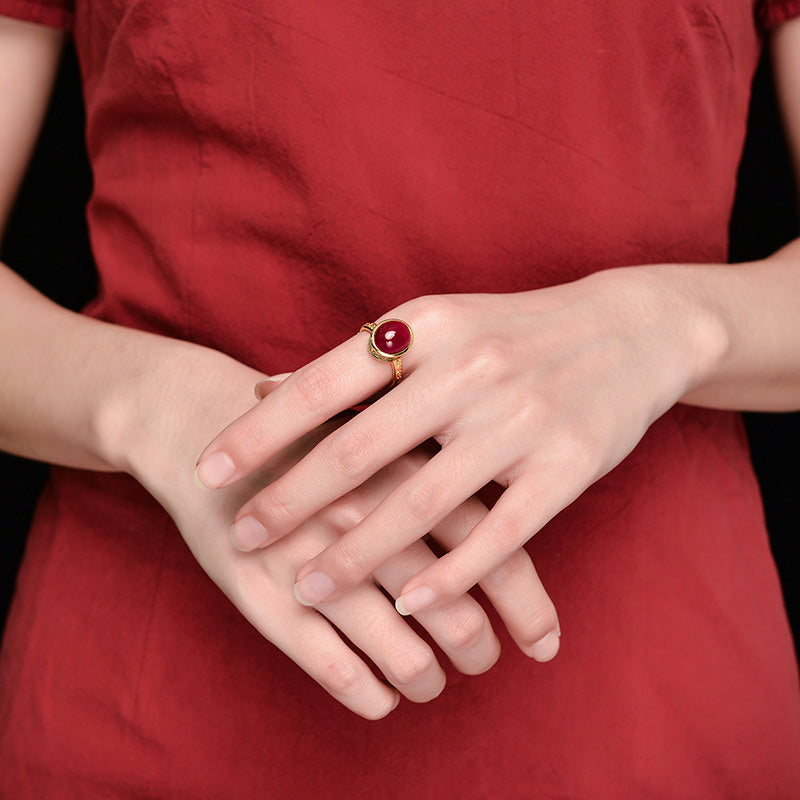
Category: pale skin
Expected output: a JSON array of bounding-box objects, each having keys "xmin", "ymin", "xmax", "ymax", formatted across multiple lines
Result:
[
  {"xmin": 2, "ymin": 15, "xmax": 799, "ymax": 721},
  {"xmin": 0, "ymin": 15, "xmax": 560, "ymax": 721},
  {"xmin": 199, "ymin": 249, "xmax": 800, "ymax": 622},
  {"xmin": 197, "ymin": 27, "xmax": 800, "ymax": 618}
]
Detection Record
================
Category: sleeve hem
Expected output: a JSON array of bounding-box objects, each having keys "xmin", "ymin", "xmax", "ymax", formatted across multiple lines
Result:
[
  {"xmin": 758, "ymin": 0, "xmax": 800, "ymax": 31},
  {"xmin": 0, "ymin": 1, "xmax": 73, "ymax": 32}
]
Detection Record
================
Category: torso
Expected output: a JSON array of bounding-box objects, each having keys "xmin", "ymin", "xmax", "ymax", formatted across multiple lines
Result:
[{"xmin": 1, "ymin": 2, "xmax": 799, "ymax": 796}]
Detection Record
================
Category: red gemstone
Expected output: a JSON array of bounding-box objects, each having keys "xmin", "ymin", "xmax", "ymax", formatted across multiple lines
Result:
[{"xmin": 373, "ymin": 320, "xmax": 412, "ymax": 356}]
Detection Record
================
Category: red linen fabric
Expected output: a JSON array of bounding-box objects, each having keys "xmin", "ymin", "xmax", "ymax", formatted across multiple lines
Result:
[
  {"xmin": 757, "ymin": 0, "xmax": 800, "ymax": 28},
  {"xmin": 1, "ymin": 1, "xmax": 800, "ymax": 797},
  {"xmin": 0, "ymin": 0, "xmax": 70, "ymax": 29}
]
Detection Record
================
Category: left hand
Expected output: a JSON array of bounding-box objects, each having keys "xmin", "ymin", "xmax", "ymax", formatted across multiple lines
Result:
[{"xmin": 195, "ymin": 265, "xmax": 723, "ymax": 617}]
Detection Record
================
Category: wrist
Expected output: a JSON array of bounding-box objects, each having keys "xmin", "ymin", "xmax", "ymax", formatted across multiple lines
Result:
[
  {"xmin": 98, "ymin": 332, "xmax": 263, "ymax": 486},
  {"xmin": 666, "ymin": 251, "xmax": 800, "ymax": 410},
  {"xmin": 579, "ymin": 264, "xmax": 732, "ymax": 407},
  {"xmin": 94, "ymin": 326, "xmax": 253, "ymax": 480}
]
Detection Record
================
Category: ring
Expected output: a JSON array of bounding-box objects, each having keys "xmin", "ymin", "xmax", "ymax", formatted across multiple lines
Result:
[{"xmin": 359, "ymin": 319, "xmax": 413, "ymax": 386}]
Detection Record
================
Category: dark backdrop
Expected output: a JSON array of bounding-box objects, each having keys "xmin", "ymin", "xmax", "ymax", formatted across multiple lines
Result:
[{"xmin": 1, "ymin": 44, "xmax": 798, "ymax": 654}]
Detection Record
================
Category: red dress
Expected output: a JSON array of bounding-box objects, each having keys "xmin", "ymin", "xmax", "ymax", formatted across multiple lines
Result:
[{"xmin": 2, "ymin": 1, "xmax": 800, "ymax": 797}]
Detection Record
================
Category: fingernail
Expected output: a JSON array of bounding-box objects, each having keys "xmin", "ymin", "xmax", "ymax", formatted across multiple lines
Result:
[
  {"xmin": 293, "ymin": 571, "xmax": 337, "ymax": 606},
  {"xmin": 395, "ymin": 586, "xmax": 437, "ymax": 616},
  {"xmin": 230, "ymin": 515, "xmax": 270, "ymax": 550},
  {"xmin": 526, "ymin": 631, "xmax": 561, "ymax": 662},
  {"xmin": 255, "ymin": 372, "xmax": 292, "ymax": 399},
  {"xmin": 195, "ymin": 451, "xmax": 236, "ymax": 489}
]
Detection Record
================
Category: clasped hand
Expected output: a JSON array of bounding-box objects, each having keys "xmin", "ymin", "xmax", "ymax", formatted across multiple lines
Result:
[
  {"xmin": 131, "ymin": 344, "xmax": 561, "ymax": 720},
  {"xmin": 196, "ymin": 266, "xmax": 712, "ymax": 704}
]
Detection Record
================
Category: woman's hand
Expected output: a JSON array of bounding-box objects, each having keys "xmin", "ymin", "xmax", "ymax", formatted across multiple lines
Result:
[
  {"xmin": 119, "ymin": 344, "xmax": 559, "ymax": 719},
  {"xmin": 0, "ymin": 230, "xmax": 560, "ymax": 715},
  {"xmin": 195, "ymin": 265, "xmax": 726, "ymax": 618}
]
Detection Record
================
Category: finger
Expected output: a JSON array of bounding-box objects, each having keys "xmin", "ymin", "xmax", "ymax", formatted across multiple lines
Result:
[
  {"xmin": 232, "ymin": 560, "xmax": 400, "ymax": 719},
  {"xmin": 317, "ymin": 462, "xmax": 501, "ymax": 677},
  {"xmin": 371, "ymin": 536, "xmax": 502, "ymax": 676},
  {"xmin": 229, "ymin": 386, "xmax": 449, "ymax": 550},
  {"xmin": 195, "ymin": 324, "xmax": 421, "ymax": 490},
  {"xmin": 394, "ymin": 469, "xmax": 581, "ymax": 629},
  {"xmin": 429, "ymin": 499, "xmax": 561, "ymax": 663},
  {"xmin": 240, "ymin": 511, "xmax": 446, "ymax": 708},
  {"xmin": 291, "ymin": 439, "xmax": 503, "ymax": 605},
  {"xmin": 318, "ymin": 579, "xmax": 447, "ymax": 704}
]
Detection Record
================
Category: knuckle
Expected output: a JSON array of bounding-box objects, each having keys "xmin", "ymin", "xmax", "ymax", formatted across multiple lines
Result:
[
  {"xmin": 482, "ymin": 550, "xmax": 532, "ymax": 591},
  {"xmin": 227, "ymin": 560, "xmax": 276, "ymax": 608},
  {"xmin": 521, "ymin": 606, "xmax": 560, "ymax": 647},
  {"xmin": 330, "ymin": 536, "xmax": 373, "ymax": 581},
  {"xmin": 318, "ymin": 655, "xmax": 364, "ymax": 696},
  {"xmin": 326, "ymin": 500, "xmax": 364, "ymax": 533},
  {"xmin": 402, "ymin": 480, "xmax": 444, "ymax": 526},
  {"xmin": 292, "ymin": 364, "xmax": 335, "ymax": 412},
  {"xmin": 433, "ymin": 550, "xmax": 477, "ymax": 591},
  {"xmin": 503, "ymin": 390, "xmax": 543, "ymax": 430},
  {"xmin": 402, "ymin": 294, "xmax": 453, "ymax": 338},
  {"xmin": 484, "ymin": 508, "xmax": 531, "ymax": 551},
  {"xmin": 387, "ymin": 645, "xmax": 437, "ymax": 686},
  {"xmin": 461, "ymin": 336, "xmax": 508, "ymax": 385},
  {"xmin": 328, "ymin": 426, "xmax": 374, "ymax": 481},
  {"xmin": 557, "ymin": 426, "xmax": 603, "ymax": 477},
  {"xmin": 252, "ymin": 488, "xmax": 296, "ymax": 535},
  {"xmin": 440, "ymin": 607, "xmax": 488, "ymax": 650}
]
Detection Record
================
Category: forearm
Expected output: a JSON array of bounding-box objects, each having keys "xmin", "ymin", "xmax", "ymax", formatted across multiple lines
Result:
[
  {"xmin": 0, "ymin": 262, "xmax": 115, "ymax": 468},
  {"xmin": 0, "ymin": 261, "xmax": 252, "ymax": 473}
]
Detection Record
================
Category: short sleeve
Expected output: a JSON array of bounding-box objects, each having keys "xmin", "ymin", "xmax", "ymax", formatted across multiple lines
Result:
[
  {"xmin": 0, "ymin": 0, "xmax": 74, "ymax": 31},
  {"xmin": 756, "ymin": 0, "xmax": 800, "ymax": 31}
]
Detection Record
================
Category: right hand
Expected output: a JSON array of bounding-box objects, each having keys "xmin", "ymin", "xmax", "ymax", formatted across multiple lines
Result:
[{"xmin": 113, "ymin": 341, "xmax": 557, "ymax": 718}]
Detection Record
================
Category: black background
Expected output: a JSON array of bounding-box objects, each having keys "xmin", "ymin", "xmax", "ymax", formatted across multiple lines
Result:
[{"xmin": 1, "ymin": 44, "xmax": 798, "ymax": 654}]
